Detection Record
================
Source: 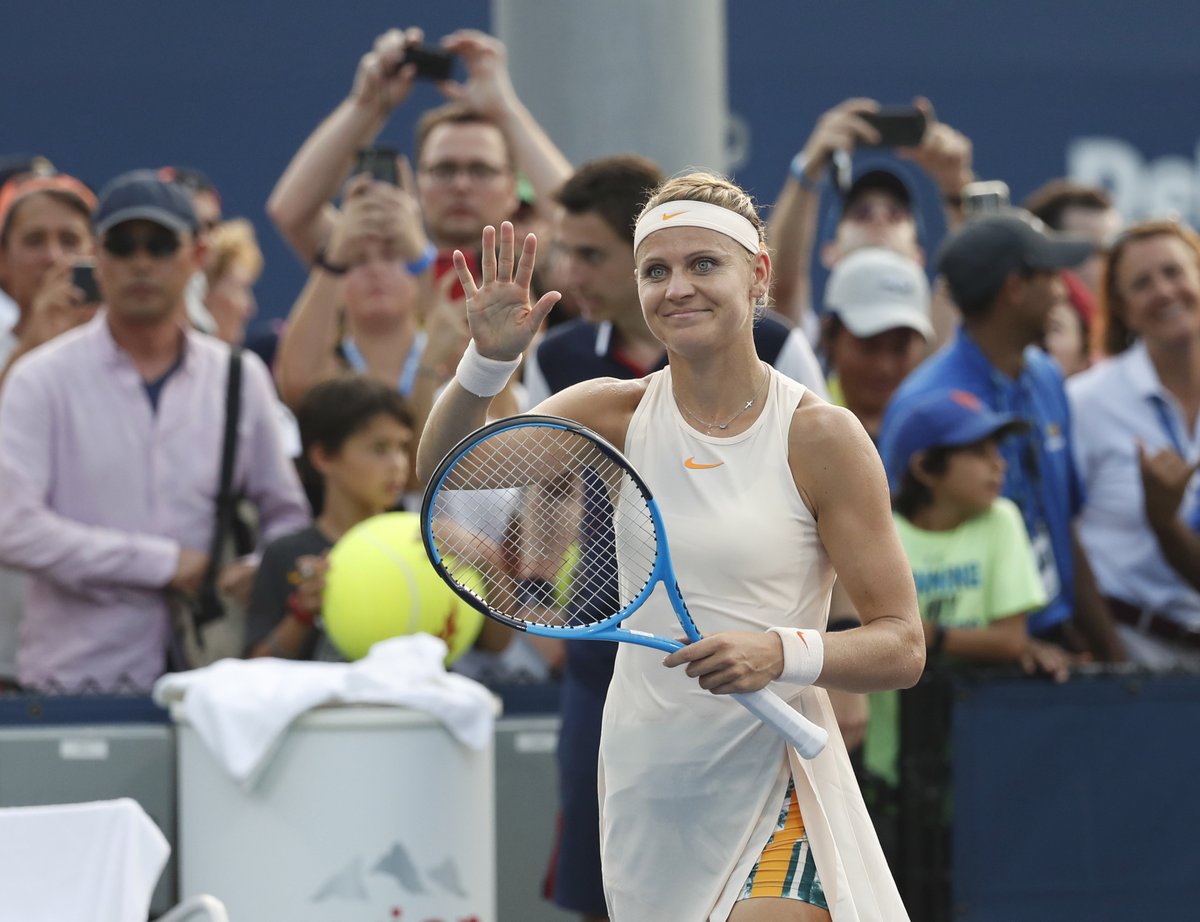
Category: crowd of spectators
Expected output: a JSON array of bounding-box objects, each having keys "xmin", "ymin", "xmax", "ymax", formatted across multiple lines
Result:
[{"xmin": 2, "ymin": 23, "xmax": 1199, "ymax": 920}]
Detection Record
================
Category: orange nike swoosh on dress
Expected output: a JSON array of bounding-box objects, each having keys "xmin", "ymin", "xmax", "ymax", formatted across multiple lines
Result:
[{"xmin": 683, "ymin": 457, "xmax": 723, "ymax": 470}]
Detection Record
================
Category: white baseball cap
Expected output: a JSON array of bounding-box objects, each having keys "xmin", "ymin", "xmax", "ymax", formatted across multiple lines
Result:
[{"xmin": 824, "ymin": 248, "xmax": 933, "ymax": 341}]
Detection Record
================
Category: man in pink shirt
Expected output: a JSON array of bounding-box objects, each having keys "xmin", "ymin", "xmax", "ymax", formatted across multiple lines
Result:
[{"xmin": 0, "ymin": 170, "xmax": 309, "ymax": 691}]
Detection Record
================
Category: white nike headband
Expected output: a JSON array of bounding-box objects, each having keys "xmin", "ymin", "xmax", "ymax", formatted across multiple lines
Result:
[{"xmin": 633, "ymin": 200, "xmax": 760, "ymax": 255}]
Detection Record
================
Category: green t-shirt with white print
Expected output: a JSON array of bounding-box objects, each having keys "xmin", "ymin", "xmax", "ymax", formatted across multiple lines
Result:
[{"xmin": 864, "ymin": 497, "xmax": 1047, "ymax": 787}]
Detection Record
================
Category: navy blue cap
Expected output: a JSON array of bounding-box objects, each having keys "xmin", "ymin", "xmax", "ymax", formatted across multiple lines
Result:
[
  {"xmin": 94, "ymin": 169, "xmax": 198, "ymax": 236},
  {"xmin": 885, "ymin": 388, "xmax": 1028, "ymax": 491},
  {"xmin": 936, "ymin": 209, "xmax": 1094, "ymax": 309},
  {"xmin": 842, "ymin": 165, "xmax": 914, "ymax": 212}
]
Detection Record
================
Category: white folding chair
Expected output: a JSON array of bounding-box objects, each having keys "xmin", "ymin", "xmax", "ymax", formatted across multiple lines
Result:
[{"xmin": 0, "ymin": 798, "xmax": 227, "ymax": 922}]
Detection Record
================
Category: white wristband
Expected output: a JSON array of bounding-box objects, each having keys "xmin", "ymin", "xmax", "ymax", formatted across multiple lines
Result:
[
  {"xmin": 767, "ymin": 627, "xmax": 824, "ymax": 687},
  {"xmin": 455, "ymin": 340, "xmax": 521, "ymax": 398}
]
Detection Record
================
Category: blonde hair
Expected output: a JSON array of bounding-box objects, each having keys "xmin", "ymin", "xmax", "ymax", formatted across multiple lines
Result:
[
  {"xmin": 1097, "ymin": 219, "xmax": 1200, "ymax": 356},
  {"xmin": 204, "ymin": 218, "xmax": 263, "ymax": 284},
  {"xmin": 638, "ymin": 171, "xmax": 767, "ymax": 254}
]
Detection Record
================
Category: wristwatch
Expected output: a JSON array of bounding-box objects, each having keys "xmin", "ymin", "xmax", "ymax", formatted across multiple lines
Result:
[{"xmin": 312, "ymin": 245, "xmax": 348, "ymax": 276}]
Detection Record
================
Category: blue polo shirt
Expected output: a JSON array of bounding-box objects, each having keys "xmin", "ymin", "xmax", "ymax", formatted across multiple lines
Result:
[{"xmin": 879, "ymin": 328, "xmax": 1083, "ymax": 634}]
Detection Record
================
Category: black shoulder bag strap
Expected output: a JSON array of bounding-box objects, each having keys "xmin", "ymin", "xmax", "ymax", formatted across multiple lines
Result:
[{"xmin": 193, "ymin": 346, "xmax": 244, "ymax": 638}]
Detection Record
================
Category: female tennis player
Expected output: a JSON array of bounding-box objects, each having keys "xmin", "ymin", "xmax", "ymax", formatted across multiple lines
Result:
[{"xmin": 417, "ymin": 172, "xmax": 924, "ymax": 922}]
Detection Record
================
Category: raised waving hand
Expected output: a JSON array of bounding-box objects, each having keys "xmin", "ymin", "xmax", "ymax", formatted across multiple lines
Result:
[{"xmin": 453, "ymin": 221, "xmax": 561, "ymax": 361}]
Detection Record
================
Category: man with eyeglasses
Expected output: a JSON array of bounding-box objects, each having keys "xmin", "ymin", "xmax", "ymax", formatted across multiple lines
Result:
[
  {"xmin": 0, "ymin": 170, "xmax": 309, "ymax": 692},
  {"xmin": 267, "ymin": 26, "xmax": 568, "ymax": 472}
]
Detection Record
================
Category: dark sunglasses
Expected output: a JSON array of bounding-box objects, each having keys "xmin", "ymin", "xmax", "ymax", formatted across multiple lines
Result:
[{"xmin": 101, "ymin": 226, "xmax": 182, "ymax": 259}]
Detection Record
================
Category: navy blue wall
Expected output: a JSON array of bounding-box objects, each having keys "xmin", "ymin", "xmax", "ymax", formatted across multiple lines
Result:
[{"xmin": 4, "ymin": 1, "xmax": 1198, "ymax": 331}]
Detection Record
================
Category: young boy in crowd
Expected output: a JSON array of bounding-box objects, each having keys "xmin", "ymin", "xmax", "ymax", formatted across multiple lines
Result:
[
  {"xmin": 243, "ymin": 375, "xmax": 413, "ymax": 660},
  {"xmin": 865, "ymin": 388, "xmax": 1070, "ymax": 791}
]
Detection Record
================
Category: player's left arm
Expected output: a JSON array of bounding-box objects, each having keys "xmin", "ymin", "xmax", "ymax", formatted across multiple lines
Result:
[{"xmin": 791, "ymin": 400, "xmax": 925, "ymax": 693}]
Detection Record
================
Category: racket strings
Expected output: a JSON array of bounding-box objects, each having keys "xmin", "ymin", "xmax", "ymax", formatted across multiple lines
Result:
[{"xmin": 430, "ymin": 427, "xmax": 659, "ymax": 629}]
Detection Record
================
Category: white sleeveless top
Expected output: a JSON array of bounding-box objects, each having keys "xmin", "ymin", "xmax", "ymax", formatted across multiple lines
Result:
[{"xmin": 598, "ymin": 366, "xmax": 907, "ymax": 922}]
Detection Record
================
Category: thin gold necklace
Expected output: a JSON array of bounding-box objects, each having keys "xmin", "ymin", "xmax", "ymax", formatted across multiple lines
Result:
[{"xmin": 673, "ymin": 365, "xmax": 770, "ymax": 435}]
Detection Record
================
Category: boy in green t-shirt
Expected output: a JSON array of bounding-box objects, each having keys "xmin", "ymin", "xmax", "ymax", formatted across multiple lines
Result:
[{"xmin": 866, "ymin": 388, "xmax": 1070, "ymax": 788}]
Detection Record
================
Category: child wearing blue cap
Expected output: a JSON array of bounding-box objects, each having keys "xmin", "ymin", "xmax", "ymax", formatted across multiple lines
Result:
[{"xmin": 865, "ymin": 388, "xmax": 1070, "ymax": 793}]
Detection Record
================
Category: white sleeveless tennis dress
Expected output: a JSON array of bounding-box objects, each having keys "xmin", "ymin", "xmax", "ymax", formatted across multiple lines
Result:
[{"xmin": 598, "ymin": 366, "xmax": 908, "ymax": 922}]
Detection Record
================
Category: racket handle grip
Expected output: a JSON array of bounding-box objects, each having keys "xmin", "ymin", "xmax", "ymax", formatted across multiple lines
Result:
[{"xmin": 732, "ymin": 688, "xmax": 829, "ymax": 759}]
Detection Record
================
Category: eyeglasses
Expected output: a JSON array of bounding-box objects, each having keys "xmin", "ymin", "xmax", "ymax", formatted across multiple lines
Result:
[
  {"xmin": 101, "ymin": 226, "xmax": 182, "ymax": 259},
  {"xmin": 419, "ymin": 161, "xmax": 509, "ymax": 184}
]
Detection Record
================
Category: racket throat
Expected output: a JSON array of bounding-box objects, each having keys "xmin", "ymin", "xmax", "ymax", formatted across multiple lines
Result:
[{"xmin": 619, "ymin": 628, "xmax": 683, "ymax": 654}]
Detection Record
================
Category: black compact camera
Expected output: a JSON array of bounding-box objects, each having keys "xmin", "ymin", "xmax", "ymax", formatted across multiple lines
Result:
[{"xmin": 391, "ymin": 45, "xmax": 455, "ymax": 81}]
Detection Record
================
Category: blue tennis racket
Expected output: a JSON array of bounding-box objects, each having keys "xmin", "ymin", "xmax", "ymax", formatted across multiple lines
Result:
[{"xmin": 421, "ymin": 415, "xmax": 828, "ymax": 759}]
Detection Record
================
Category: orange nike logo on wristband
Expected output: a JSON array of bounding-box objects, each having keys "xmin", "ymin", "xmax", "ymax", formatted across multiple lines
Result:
[
  {"xmin": 683, "ymin": 457, "xmax": 723, "ymax": 470},
  {"xmin": 662, "ymin": 210, "xmax": 688, "ymax": 220}
]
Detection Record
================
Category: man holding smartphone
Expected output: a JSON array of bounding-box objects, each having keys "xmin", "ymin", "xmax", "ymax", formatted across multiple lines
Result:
[
  {"xmin": 267, "ymin": 27, "xmax": 572, "ymax": 491},
  {"xmin": 766, "ymin": 97, "xmax": 975, "ymax": 346}
]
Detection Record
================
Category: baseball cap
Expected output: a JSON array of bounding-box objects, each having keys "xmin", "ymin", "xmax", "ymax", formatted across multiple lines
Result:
[
  {"xmin": 94, "ymin": 169, "xmax": 198, "ymax": 236},
  {"xmin": 158, "ymin": 165, "xmax": 221, "ymax": 203},
  {"xmin": 824, "ymin": 247, "xmax": 934, "ymax": 340},
  {"xmin": 885, "ymin": 388, "xmax": 1028, "ymax": 491},
  {"xmin": 936, "ymin": 209, "xmax": 1094, "ymax": 309},
  {"xmin": 842, "ymin": 166, "xmax": 914, "ymax": 213},
  {"xmin": 0, "ymin": 173, "xmax": 97, "ymax": 239}
]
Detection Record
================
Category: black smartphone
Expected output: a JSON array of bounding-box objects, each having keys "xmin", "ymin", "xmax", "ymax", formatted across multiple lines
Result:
[
  {"xmin": 861, "ymin": 108, "xmax": 928, "ymax": 148},
  {"xmin": 391, "ymin": 44, "xmax": 455, "ymax": 81},
  {"xmin": 71, "ymin": 261, "xmax": 101, "ymax": 305},
  {"xmin": 353, "ymin": 147, "xmax": 399, "ymax": 185}
]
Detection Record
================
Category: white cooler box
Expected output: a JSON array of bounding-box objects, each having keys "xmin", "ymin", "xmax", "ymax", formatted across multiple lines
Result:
[{"xmin": 175, "ymin": 704, "xmax": 496, "ymax": 921}]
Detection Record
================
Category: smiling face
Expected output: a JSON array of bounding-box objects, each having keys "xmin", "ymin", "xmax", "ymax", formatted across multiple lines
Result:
[
  {"xmin": 1113, "ymin": 233, "xmax": 1200, "ymax": 349},
  {"xmin": 634, "ymin": 225, "xmax": 768, "ymax": 355}
]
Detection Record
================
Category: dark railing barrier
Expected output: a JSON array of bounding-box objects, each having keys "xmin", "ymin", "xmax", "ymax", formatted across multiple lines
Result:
[{"xmin": 892, "ymin": 665, "xmax": 1200, "ymax": 922}]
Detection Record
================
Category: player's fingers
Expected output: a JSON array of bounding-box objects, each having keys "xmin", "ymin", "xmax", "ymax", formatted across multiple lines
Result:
[
  {"xmin": 661, "ymin": 641, "xmax": 706, "ymax": 668},
  {"xmin": 514, "ymin": 232, "xmax": 539, "ymax": 290},
  {"xmin": 496, "ymin": 221, "xmax": 516, "ymax": 282},
  {"xmin": 453, "ymin": 249, "xmax": 480, "ymax": 301},
  {"xmin": 479, "ymin": 225, "xmax": 497, "ymax": 285},
  {"xmin": 531, "ymin": 290, "xmax": 563, "ymax": 328}
]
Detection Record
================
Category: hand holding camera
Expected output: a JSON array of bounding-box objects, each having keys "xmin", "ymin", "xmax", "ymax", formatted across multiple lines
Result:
[
  {"xmin": 897, "ymin": 98, "xmax": 975, "ymax": 200},
  {"xmin": 21, "ymin": 260, "xmax": 100, "ymax": 353},
  {"xmin": 350, "ymin": 27, "xmax": 430, "ymax": 116},
  {"xmin": 328, "ymin": 163, "xmax": 429, "ymax": 267},
  {"xmin": 438, "ymin": 29, "xmax": 519, "ymax": 123}
]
